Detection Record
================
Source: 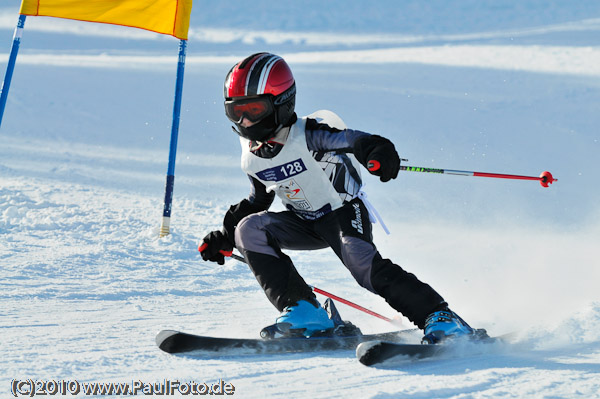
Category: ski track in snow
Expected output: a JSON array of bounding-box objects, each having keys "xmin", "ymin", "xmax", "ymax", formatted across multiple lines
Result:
[{"xmin": 1, "ymin": 1, "xmax": 600, "ymax": 398}]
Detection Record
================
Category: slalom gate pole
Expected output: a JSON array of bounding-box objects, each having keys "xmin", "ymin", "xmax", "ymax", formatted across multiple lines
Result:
[
  {"xmin": 225, "ymin": 252, "xmax": 395, "ymax": 324},
  {"xmin": 160, "ymin": 39, "xmax": 187, "ymax": 237},
  {"xmin": 398, "ymin": 164, "xmax": 557, "ymax": 187},
  {"xmin": 0, "ymin": 14, "xmax": 26, "ymax": 129}
]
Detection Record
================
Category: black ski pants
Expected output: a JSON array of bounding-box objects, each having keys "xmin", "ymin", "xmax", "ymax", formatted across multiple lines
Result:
[{"xmin": 234, "ymin": 197, "xmax": 446, "ymax": 329}]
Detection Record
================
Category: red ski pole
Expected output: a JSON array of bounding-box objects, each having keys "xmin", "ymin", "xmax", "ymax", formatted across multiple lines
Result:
[
  {"xmin": 309, "ymin": 286, "xmax": 393, "ymax": 323},
  {"xmin": 219, "ymin": 252, "xmax": 397, "ymax": 325},
  {"xmin": 395, "ymin": 164, "xmax": 557, "ymax": 187}
]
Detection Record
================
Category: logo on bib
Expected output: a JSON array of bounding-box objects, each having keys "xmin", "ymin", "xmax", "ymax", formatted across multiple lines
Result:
[{"xmin": 278, "ymin": 179, "xmax": 312, "ymax": 210}]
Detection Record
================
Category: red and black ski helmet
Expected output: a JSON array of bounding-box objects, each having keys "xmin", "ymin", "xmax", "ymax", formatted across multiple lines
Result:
[{"xmin": 224, "ymin": 53, "xmax": 296, "ymax": 141}]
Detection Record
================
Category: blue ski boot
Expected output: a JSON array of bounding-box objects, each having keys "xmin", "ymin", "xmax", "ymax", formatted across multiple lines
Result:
[
  {"xmin": 273, "ymin": 300, "xmax": 335, "ymax": 338},
  {"xmin": 260, "ymin": 298, "xmax": 360, "ymax": 339},
  {"xmin": 422, "ymin": 309, "xmax": 477, "ymax": 344}
]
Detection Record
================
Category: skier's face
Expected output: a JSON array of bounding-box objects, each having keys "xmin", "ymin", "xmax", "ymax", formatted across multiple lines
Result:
[{"xmin": 239, "ymin": 117, "xmax": 257, "ymax": 128}]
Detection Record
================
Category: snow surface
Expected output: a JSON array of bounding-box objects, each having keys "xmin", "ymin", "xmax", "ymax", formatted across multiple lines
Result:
[{"xmin": 1, "ymin": 0, "xmax": 600, "ymax": 397}]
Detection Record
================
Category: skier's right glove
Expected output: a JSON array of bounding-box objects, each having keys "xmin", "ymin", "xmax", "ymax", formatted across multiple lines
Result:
[{"xmin": 198, "ymin": 230, "xmax": 233, "ymax": 265}]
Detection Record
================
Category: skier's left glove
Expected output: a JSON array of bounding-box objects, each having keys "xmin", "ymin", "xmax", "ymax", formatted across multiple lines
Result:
[
  {"xmin": 198, "ymin": 230, "xmax": 233, "ymax": 265},
  {"xmin": 353, "ymin": 135, "xmax": 401, "ymax": 182}
]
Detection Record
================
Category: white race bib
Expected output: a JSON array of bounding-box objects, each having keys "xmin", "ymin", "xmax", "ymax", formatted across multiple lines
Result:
[{"xmin": 241, "ymin": 117, "xmax": 344, "ymax": 219}]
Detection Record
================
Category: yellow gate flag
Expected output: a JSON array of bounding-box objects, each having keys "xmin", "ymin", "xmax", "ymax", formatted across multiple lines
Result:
[{"xmin": 19, "ymin": 0, "xmax": 193, "ymax": 40}]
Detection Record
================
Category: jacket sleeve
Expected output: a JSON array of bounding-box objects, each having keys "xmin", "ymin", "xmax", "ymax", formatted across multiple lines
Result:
[
  {"xmin": 305, "ymin": 117, "xmax": 371, "ymax": 153},
  {"xmin": 222, "ymin": 175, "xmax": 274, "ymax": 246}
]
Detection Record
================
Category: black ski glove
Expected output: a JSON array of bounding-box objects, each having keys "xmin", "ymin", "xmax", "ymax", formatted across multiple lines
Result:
[
  {"xmin": 198, "ymin": 230, "xmax": 233, "ymax": 265},
  {"xmin": 353, "ymin": 135, "xmax": 401, "ymax": 182}
]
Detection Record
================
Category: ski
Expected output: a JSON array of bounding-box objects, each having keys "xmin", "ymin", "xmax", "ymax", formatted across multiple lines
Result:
[
  {"xmin": 157, "ymin": 298, "xmax": 419, "ymax": 356},
  {"xmin": 356, "ymin": 334, "xmax": 505, "ymax": 366},
  {"xmin": 356, "ymin": 341, "xmax": 447, "ymax": 365},
  {"xmin": 156, "ymin": 329, "xmax": 418, "ymax": 355}
]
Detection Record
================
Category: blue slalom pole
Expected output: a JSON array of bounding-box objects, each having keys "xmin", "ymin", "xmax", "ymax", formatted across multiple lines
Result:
[
  {"xmin": 0, "ymin": 14, "xmax": 26, "ymax": 129},
  {"xmin": 160, "ymin": 39, "xmax": 187, "ymax": 237}
]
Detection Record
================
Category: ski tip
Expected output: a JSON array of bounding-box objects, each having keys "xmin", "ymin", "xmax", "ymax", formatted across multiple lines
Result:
[
  {"xmin": 356, "ymin": 340, "xmax": 384, "ymax": 366},
  {"xmin": 156, "ymin": 329, "xmax": 182, "ymax": 353}
]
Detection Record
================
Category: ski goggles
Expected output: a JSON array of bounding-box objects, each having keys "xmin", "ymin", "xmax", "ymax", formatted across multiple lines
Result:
[{"xmin": 224, "ymin": 96, "xmax": 274, "ymax": 124}]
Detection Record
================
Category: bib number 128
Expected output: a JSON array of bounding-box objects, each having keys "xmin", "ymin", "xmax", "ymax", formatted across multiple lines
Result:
[
  {"xmin": 280, "ymin": 160, "xmax": 305, "ymax": 177},
  {"xmin": 256, "ymin": 158, "xmax": 307, "ymax": 181}
]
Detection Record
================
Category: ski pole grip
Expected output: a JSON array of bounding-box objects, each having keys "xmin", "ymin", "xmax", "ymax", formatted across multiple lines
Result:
[
  {"xmin": 367, "ymin": 160, "xmax": 381, "ymax": 172},
  {"xmin": 198, "ymin": 242, "xmax": 233, "ymax": 257}
]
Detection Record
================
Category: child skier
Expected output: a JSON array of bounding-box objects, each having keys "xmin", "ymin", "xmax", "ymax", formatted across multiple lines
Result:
[{"xmin": 199, "ymin": 52, "xmax": 475, "ymax": 343}]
